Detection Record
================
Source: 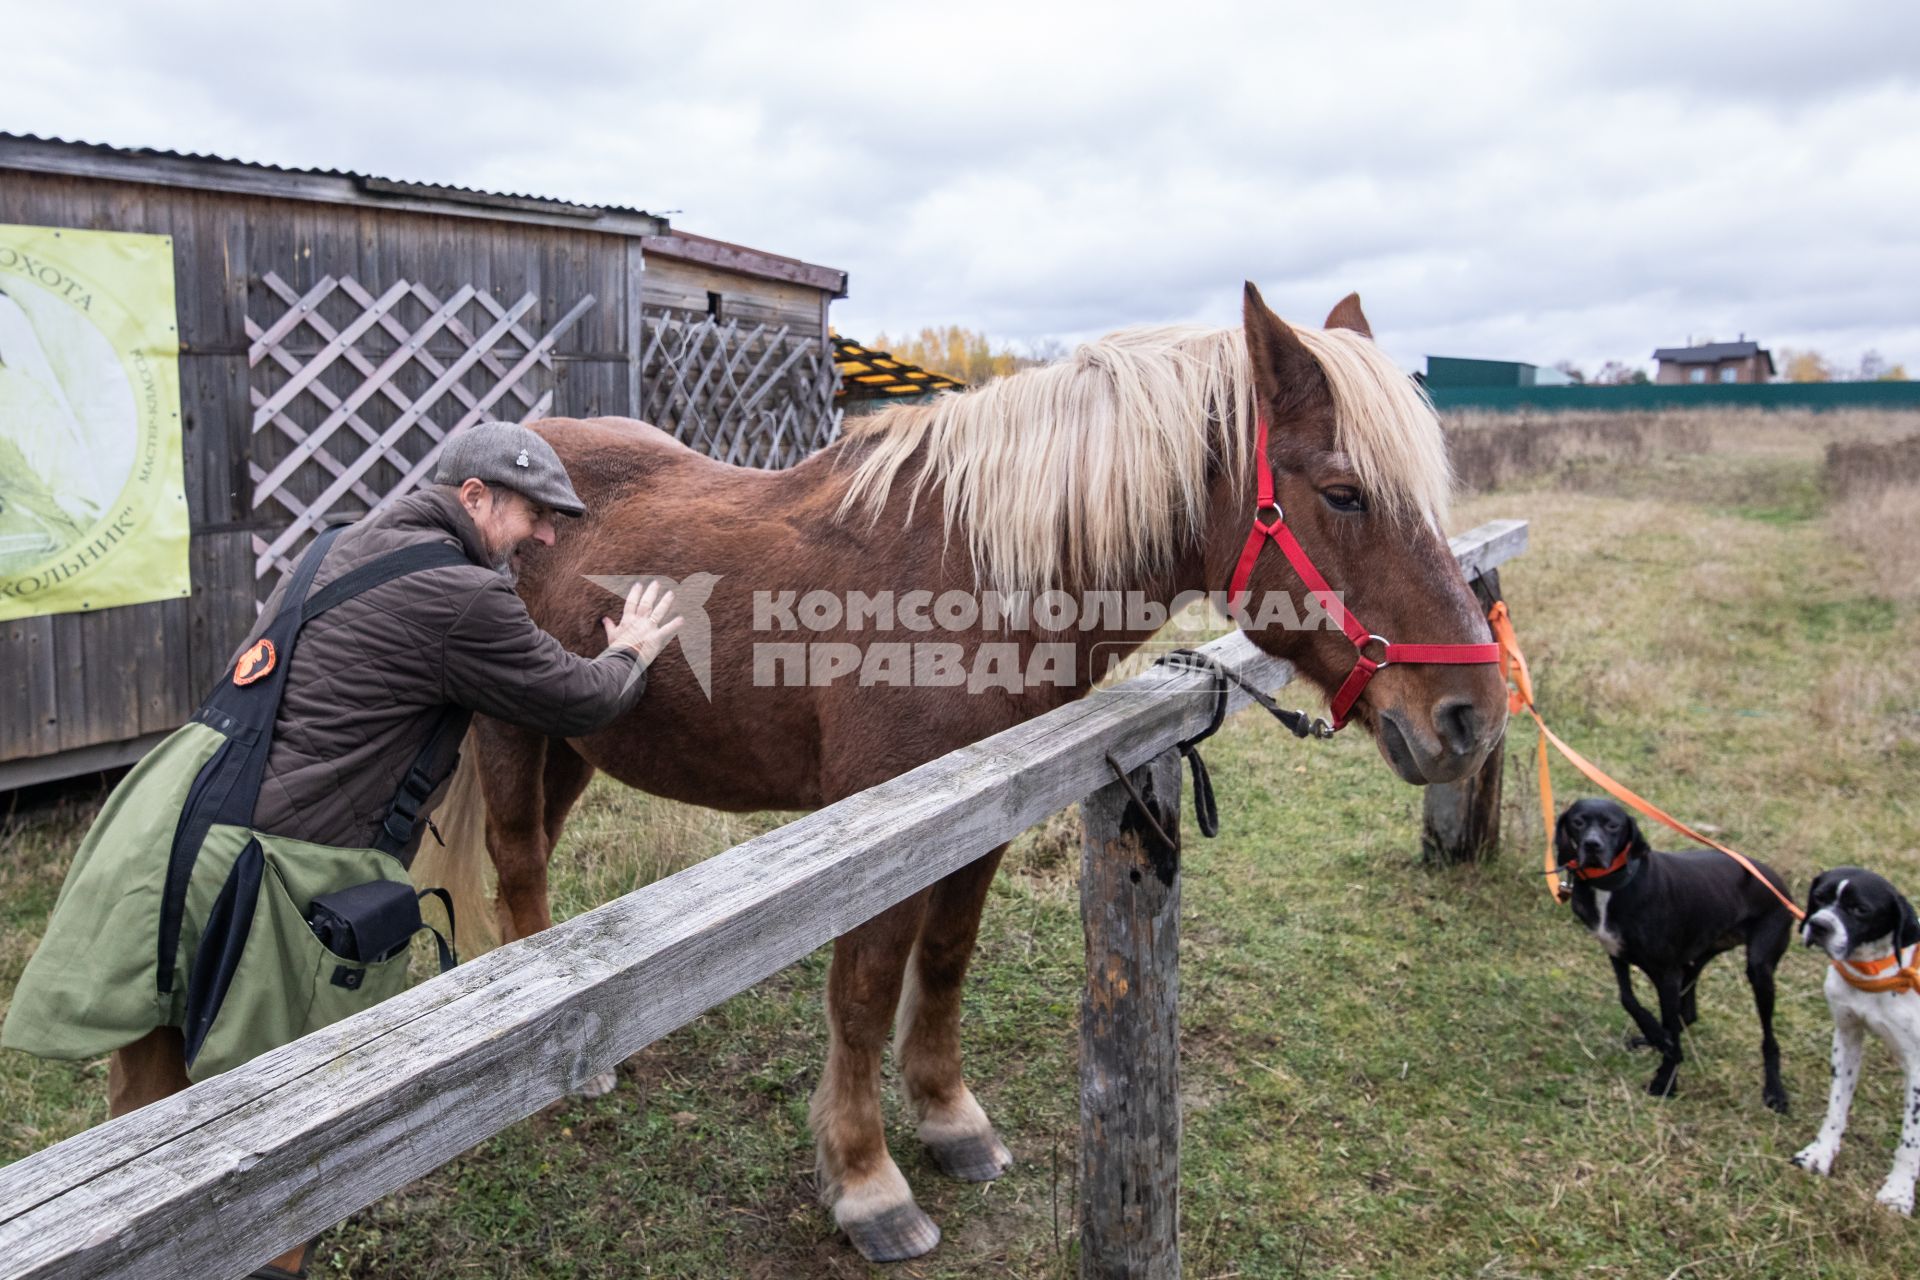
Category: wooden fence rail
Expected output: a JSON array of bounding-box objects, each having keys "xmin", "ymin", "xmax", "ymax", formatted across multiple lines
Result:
[{"xmin": 0, "ymin": 520, "xmax": 1527, "ymax": 1280}]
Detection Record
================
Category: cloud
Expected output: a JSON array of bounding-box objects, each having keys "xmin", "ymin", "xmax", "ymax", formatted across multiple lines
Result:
[{"xmin": 3, "ymin": 0, "xmax": 1915, "ymax": 374}]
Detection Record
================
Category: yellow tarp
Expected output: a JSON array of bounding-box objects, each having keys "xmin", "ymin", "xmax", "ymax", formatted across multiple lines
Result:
[{"xmin": 0, "ymin": 224, "xmax": 189, "ymax": 620}]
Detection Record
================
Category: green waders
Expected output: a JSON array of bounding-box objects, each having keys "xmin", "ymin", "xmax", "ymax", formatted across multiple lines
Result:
[{"xmin": 4, "ymin": 525, "xmax": 467, "ymax": 1081}]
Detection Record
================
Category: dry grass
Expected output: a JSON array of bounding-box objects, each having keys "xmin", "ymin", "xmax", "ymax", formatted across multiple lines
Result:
[
  {"xmin": 1448, "ymin": 407, "xmax": 1920, "ymax": 497},
  {"xmin": 1824, "ymin": 434, "xmax": 1920, "ymax": 601}
]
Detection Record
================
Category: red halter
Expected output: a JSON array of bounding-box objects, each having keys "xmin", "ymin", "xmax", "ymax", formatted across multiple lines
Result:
[{"xmin": 1226, "ymin": 415, "xmax": 1501, "ymax": 730}]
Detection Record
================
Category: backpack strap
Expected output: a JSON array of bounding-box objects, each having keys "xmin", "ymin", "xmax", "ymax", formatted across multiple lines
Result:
[
  {"xmin": 417, "ymin": 886, "xmax": 459, "ymax": 973},
  {"xmin": 374, "ymin": 704, "xmax": 471, "ymax": 858},
  {"xmin": 299, "ymin": 541, "xmax": 471, "ymax": 626}
]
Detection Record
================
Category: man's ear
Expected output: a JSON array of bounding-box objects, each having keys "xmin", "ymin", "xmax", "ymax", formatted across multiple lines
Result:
[{"xmin": 1243, "ymin": 282, "xmax": 1323, "ymax": 418}]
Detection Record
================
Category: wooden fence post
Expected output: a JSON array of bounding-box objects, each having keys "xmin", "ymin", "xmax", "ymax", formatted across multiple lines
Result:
[
  {"xmin": 1422, "ymin": 568, "xmax": 1507, "ymax": 865},
  {"xmin": 1080, "ymin": 748, "xmax": 1183, "ymax": 1280}
]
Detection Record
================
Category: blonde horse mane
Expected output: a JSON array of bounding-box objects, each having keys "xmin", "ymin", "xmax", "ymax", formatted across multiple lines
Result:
[{"xmin": 834, "ymin": 322, "xmax": 1450, "ymax": 594}]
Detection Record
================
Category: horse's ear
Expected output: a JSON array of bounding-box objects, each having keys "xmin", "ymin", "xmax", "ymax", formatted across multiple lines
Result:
[
  {"xmin": 1324, "ymin": 292, "xmax": 1373, "ymax": 338},
  {"xmin": 1243, "ymin": 282, "xmax": 1321, "ymax": 413}
]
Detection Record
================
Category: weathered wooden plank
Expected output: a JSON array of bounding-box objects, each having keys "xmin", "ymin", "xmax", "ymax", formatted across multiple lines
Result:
[
  {"xmin": 1449, "ymin": 518, "xmax": 1528, "ymax": 582},
  {"xmin": 186, "ymin": 532, "xmax": 252, "ymax": 692},
  {"xmin": 1423, "ymin": 569, "xmax": 1509, "ymax": 864},
  {"xmin": 625, "ymin": 239, "xmax": 645, "ymax": 418},
  {"xmin": 640, "ymin": 231, "xmax": 847, "ymax": 296},
  {"xmin": 1080, "ymin": 750, "xmax": 1183, "ymax": 1280},
  {"xmin": 0, "ymin": 522, "xmax": 1528, "ymax": 1279},
  {"xmin": 0, "ymin": 617, "xmax": 52, "ymax": 761}
]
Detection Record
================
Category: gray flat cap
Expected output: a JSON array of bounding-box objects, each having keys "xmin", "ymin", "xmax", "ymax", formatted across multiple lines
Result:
[{"xmin": 434, "ymin": 421, "xmax": 585, "ymax": 517}]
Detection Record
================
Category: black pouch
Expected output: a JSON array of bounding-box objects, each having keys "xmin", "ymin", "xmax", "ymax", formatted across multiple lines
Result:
[{"xmin": 307, "ymin": 882, "xmax": 456, "ymax": 971}]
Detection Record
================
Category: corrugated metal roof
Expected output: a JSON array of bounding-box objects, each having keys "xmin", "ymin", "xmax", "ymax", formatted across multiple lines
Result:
[
  {"xmin": 0, "ymin": 133, "xmax": 848, "ymax": 292},
  {"xmin": 0, "ymin": 130, "xmax": 651, "ymax": 222}
]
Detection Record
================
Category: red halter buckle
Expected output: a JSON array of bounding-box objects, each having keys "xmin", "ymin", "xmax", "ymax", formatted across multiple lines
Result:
[{"xmin": 1226, "ymin": 414, "xmax": 1500, "ymax": 731}]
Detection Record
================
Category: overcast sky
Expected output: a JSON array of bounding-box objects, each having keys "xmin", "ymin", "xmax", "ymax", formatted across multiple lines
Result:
[{"xmin": 5, "ymin": 1, "xmax": 1916, "ymax": 376}]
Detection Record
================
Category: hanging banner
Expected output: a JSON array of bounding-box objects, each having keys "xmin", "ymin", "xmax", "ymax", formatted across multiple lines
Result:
[{"xmin": 0, "ymin": 223, "xmax": 188, "ymax": 620}]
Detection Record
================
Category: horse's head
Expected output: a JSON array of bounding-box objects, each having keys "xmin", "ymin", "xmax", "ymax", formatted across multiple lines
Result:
[{"xmin": 1221, "ymin": 284, "xmax": 1506, "ymax": 785}]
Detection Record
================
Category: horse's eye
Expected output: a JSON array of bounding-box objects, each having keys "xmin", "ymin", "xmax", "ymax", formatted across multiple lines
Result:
[{"xmin": 1322, "ymin": 486, "xmax": 1367, "ymax": 514}]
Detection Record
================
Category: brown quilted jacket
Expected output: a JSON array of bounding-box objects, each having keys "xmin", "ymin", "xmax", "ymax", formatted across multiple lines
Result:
[{"xmin": 237, "ymin": 486, "xmax": 644, "ymax": 859}]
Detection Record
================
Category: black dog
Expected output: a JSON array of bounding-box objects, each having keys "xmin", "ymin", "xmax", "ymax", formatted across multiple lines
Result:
[{"xmin": 1555, "ymin": 797, "xmax": 1793, "ymax": 1111}]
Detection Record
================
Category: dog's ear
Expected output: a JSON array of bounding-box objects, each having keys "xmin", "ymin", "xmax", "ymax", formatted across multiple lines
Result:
[
  {"xmin": 1552, "ymin": 806, "xmax": 1578, "ymax": 863},
  {"xmin": 1624, "ymin": 814, "xmax": 1651, "ymax": 859},
  {"xmin": 1805, "ymin": 868, "xmax": 1831, "ymax": 914},
  {"xmin": 1896, "ymin": 893, "xmax": 1920, "ymax": 950}
]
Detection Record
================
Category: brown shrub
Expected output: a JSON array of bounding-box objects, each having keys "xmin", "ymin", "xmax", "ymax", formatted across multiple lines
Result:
[{"xmin": 1825, "ymin": 434, "xmax": 1920, "ymax": 500}]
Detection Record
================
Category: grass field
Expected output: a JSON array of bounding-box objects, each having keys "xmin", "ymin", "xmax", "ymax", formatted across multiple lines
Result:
[{"xmin": 6, "ymin": 409, "xmax": 1920, "ymax": 1277}]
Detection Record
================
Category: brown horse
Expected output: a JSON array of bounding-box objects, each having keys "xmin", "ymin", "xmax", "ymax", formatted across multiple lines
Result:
[{"xmin": 418, "ymin": 285, "xmax": 1505, "ymax": 1261}]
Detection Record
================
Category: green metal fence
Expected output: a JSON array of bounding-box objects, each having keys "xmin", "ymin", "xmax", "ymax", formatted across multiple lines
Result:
[{"xmin": 1428, "ymin": 382, "xmax": 1920, "ymax": 414}]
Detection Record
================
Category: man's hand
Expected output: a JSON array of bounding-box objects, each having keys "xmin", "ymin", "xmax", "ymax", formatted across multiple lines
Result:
[{"xmin": 603, "ymin": 581, "xmax": 685, "ymax": 667}]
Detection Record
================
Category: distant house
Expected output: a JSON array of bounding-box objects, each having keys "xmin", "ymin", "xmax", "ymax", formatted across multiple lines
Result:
[
  {"xmin": 1652, "ymin": 337, "xmax": 1775, "ymax": 385},
  {"xmin": 1422, "ymin": 356, "xmax": 1574, "ymax": 389}
]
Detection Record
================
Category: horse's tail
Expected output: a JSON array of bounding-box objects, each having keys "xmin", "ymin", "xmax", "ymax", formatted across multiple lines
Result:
[{"xmin": 412, "ymin": 733, "xmax": 503, "ymax": 958}]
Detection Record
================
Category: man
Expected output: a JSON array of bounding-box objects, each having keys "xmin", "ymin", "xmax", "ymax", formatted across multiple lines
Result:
[{"xmin": 18, "ymin": 421, "xmax": 678, "ymax": 1280}]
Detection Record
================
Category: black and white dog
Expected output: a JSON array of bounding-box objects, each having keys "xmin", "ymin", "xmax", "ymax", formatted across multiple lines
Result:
[
  {"xmin": 1792, "ymin": 867, "xmax": 1920, "ymax": 1215},
  {"xmin": 1555, "ymin": 797, "xmax": 1792, "ymax": 1111}
]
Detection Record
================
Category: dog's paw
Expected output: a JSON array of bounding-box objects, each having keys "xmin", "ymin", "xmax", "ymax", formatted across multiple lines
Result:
[
  {"xmin": 1647, "ymin": 1072, "xmax": 1680, "ymax": 1100},
  {"xmin": 1875, "ymin": 1182, "xmax": 1915, "ymax": 1217},
  {"xmin": 1763, "ymin": 1086, "xmax": 1790, "ymax": 1115},
  {"xmin": 1791, "ymin": 1144, "xmax": 1835, "ymax": 1176}
]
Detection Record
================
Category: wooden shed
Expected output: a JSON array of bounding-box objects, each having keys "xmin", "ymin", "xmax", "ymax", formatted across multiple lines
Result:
[{"xmin": 0, "ymin": 133, "xmax": 848, "ymax": 789}]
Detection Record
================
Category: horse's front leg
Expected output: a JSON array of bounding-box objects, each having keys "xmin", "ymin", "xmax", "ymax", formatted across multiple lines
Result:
[
  {"xmin": 896, "ymin": 844, "xmax": 1015, "ymax": 1182},
  {"xmin": 812, "ymin": 893, "xmax": 941, "ymax": 1262}
]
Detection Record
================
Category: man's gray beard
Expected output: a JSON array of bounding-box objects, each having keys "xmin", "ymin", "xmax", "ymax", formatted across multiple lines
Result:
[{"xmin": 492, "ymin": 549, "xmax": 517, "ymax": 585}]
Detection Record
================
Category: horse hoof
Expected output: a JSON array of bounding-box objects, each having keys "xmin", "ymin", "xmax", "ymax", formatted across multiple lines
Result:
[
  {"xmin": 927, "ymin": 1132, "xmax": 1014, "ymax": 1182},
  {"xmin": 575, "ymin": 1070, "xmax": 617, "ymax": 1099},
  {"xmin": 843, "ymin": 1202, "xmax": 941, "ymax": 1262}
]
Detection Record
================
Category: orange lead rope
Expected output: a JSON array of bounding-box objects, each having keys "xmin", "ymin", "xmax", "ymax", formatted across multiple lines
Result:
[{"xmin": 1487, "ymin": 602, "xmax": 1804, "ymax": 921}]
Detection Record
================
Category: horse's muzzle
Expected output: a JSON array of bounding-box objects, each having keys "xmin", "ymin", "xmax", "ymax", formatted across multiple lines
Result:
[{"xmin": 1376, "ymin": 701, "xmax": 1501, "ymax": 785}]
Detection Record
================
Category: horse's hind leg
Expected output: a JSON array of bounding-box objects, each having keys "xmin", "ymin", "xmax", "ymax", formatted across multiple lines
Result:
[
  {"xmin": 896, "ymin": 844, "xmax": 1015, "ymax": 1182},
  {"xmin": 812, "ymin": 893, "xmax": 942, "ymax": 1262},
  {"xmin": 476, "ymin": 719, "xmax": 556, "ymax": 944},
  {"xmin": 479, "ymin": 726, "xmax": 596, "ymax": 946}
]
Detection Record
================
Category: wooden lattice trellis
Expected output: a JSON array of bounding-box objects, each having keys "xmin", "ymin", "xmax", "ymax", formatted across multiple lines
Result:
[
  {"xmin": 638, "ymin": 312, "xmax": 841, "ymax": 469},
  {"xmin": 246, "ymin": 271, "xmax": 594, "ymax": 585}
]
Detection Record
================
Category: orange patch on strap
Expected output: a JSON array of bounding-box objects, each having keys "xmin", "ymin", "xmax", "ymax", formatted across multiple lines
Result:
[{"xmin": 234, "ymin": 638, "xmax": 276, "ymax": 686}]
